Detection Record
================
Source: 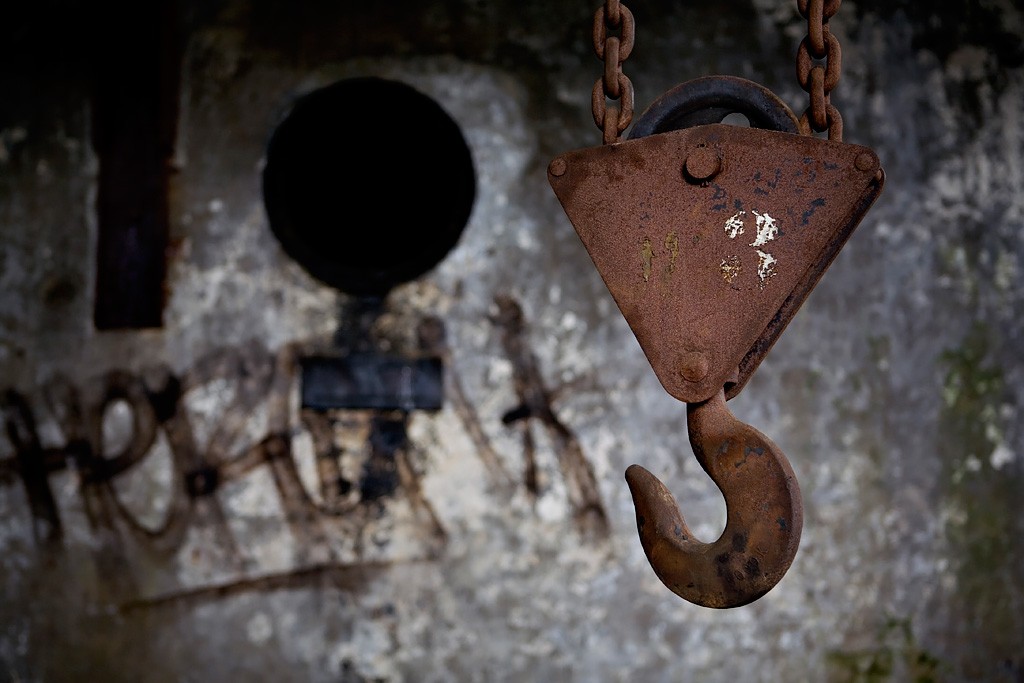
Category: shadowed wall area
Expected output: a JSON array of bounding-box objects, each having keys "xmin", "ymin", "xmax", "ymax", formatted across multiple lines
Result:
[{"xmin": 1, "ymin": 0, "xmax": 1023, "ymax": 680}]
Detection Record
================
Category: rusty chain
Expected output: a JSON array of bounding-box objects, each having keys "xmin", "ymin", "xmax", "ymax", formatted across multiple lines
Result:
[
  {"xmin": 592, "ymin": 0, "xmax": 635, "ymax": 144},
  {"xmin": 590, "ymin": 0, "xmax": 844, "ymax": 142},
  {"xmin": 796, "ymin": 0, "xmax": 843, "ymax": 140}
]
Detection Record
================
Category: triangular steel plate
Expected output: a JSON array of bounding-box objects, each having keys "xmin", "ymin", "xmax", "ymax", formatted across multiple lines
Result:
[{"xmin": 549, "ymin": 124, "xmax": 884, "ymax": 403}]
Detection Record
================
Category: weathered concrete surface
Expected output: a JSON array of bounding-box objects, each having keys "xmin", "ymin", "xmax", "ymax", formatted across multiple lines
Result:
[{"xmin": 1, "ymin": 1, "xmax": 1022, "ymax": 681}]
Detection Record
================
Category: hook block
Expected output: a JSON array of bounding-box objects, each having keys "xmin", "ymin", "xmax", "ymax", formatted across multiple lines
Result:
[{"xmin": 549, "ymin": 124, "xmax": 884, "ymax": 403}]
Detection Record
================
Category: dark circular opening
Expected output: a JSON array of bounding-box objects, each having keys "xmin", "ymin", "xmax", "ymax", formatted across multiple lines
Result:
[{"xmin": 263, "ymin": 78, "xmax": 475, "ymax": 296}]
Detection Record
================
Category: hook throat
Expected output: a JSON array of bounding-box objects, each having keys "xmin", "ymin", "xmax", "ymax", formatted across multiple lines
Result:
[{"xmin": 625, "ymin": 391, "xmax": 803, "ymax": 608}]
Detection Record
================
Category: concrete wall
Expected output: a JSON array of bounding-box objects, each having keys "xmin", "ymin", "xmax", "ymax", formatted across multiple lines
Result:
[{"xmin": 1, "ymin": 1, "xmax": 1022, "ymax": 680}]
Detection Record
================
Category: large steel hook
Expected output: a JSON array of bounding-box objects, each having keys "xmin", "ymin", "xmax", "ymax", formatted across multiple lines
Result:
[{"xmin": 625, "ymin": 389, "xmax": 802, "ymax": 608}]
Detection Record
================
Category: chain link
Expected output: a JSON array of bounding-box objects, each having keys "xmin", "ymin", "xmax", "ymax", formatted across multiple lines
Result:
[
  {"xmin": 592, "ymin": 0, "xmax": 635, "ymax": 144},
  {"xmin": 796, "ymin": 0, "xmax": 843, "ymax": 140}
]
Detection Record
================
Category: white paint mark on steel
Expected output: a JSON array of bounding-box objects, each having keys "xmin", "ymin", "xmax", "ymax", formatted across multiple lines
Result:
[
  {"xmin": 725, "ymin": 209, "xmax": 780, "ymax": 286},
  {"xmin": 750, "ymin": 211, "xmax": 779, "ymax": 247},
  {"xmin": 724, "ymin": 211, "xmax": 746, "ymax": 239},
  {"xmin": 756, "ymin": 250, "xmax": 777, "ymax": 285}
]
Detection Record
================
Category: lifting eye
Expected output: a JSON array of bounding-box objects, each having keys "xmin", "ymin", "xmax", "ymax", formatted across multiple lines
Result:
[{"xmin": 262, "ymin": 77, "xmax": 476, "ymax": 296}]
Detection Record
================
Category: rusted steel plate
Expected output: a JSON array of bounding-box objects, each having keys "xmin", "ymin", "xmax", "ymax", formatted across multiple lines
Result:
[{"xmin": 549, "ymin": 124, "xmax": 884, "ymax": 403}]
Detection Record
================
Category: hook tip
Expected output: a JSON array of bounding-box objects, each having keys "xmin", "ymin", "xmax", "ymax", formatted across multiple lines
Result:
[
  {"xmin": 624, "ymin": 464, "xmax": 675, "ymax": 512},
  {"xmin": 624, "ymin": 463, "xmax": 651, "ymax": 489},
  {"xmin": 625, "ymin": 463, "xmax": 689, "ymax": 542}
]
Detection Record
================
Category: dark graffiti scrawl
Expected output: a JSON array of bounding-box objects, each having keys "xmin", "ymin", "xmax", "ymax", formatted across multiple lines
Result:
[
  {"xmin": 0, "ymin": 301, "xmax": 607, "ymax": 604},
  {"xmin": 491, "ymin": 296, "xmax": 609, "ymax": 536},
  {"xmin": 0, "ymin": 344, "xmax": 446, "ymax": 572}
]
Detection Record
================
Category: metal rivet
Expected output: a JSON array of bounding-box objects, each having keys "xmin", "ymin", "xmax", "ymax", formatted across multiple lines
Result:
[
  {"xmin": 684, "ymin": 146, "xmax": 722, "ymax": 183},
  {"xmin": 549, "ymin": 157, "xmax": 568, "ymax": 177},
  {"xmin": 854, "ymin": 152, "xmax": 876, "ymax": 172},
  {"xmin": 679, "ymin": 351, "xmax": 710, "ymax": 383}
]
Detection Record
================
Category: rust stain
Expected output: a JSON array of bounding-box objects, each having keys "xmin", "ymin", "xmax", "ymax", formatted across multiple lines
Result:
[
  {"xmin": 665, "ymin": 231, "xmax": 680, "ymax": 274},
  {"xmin": 641, "ymin": 237, "xmax": 654, "ymax": 282},
  {"xmin": 720, "ymin": 255, "xmax": 742, "ymax": 284}
]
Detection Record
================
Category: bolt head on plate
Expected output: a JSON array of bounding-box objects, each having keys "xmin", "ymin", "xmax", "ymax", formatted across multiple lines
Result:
[
  {"xmin": 679, "ymin": 351, "xmax": 710, "ymax": 383},
  {"xmin": 684, "ymin": 147, "xmax": 722, "ymax": 183},
  {"xmin": 854, "ymin": 151, "xmax": 877, "ymax": 172}
]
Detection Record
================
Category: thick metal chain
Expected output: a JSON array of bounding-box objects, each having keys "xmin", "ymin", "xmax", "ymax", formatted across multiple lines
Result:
[
  {"xmin": 796, "ymin": 0, "xmax": 843, "ymax": 140},
  {"xmin": 592, "ymin": 0, "xmax": 635, "ymax": 144}
]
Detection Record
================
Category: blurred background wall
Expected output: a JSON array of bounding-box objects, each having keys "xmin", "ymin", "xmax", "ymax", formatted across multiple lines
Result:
[{"xmin": 1, "ymin": 0, "xmax": 1022, "ymax": 680}]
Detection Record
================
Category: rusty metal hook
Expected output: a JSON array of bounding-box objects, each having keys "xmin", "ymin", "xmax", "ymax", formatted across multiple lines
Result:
[
  {"xmin": 549, "ymin": 83, "xmax": 882, "ymax": 608},
  {"xmin": 625, "ymin": 388, "xmax": 803, "ymax": 608}
]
